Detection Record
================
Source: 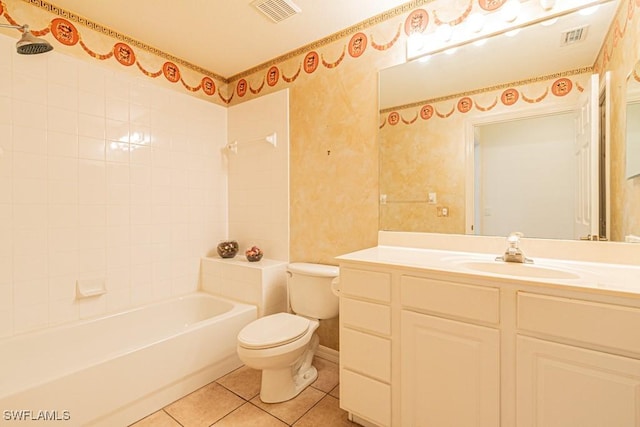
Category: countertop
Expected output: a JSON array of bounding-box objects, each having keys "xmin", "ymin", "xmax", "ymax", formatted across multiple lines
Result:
[{"xmin": 336, "ymin": 245, "xmax": 640, "ymax": 297}]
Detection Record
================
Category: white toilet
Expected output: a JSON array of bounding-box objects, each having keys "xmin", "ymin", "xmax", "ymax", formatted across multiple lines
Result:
[{"xmin": 236, "ymin": 262, "xmax": 339, "ymax": 403}]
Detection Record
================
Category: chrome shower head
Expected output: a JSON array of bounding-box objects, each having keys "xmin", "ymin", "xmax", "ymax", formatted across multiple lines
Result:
[
  {"xmin": 16, "ymin": 25, "xmax": 53, "ymax": 54},
  {"xmin": 0, "ymin": 23, "xmax": 53, "ymax": 55}
]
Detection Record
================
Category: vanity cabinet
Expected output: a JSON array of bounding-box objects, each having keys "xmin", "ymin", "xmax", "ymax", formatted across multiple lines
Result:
[
  {"xmin": 337, "ymin": 255, "xmax": 640, "ymax": 427},
  {"xmin": 401, "ymin": 311, "xmax": 500, "ymax": 427},
  {"xmin": 400, "ymin": 275, "xmax": 501, "ymax": 427},
  {"xmin": 516, "ymin": 292, "xmax": 640, "ymax": 427},
  {"xmin": 339, "ymin": 267, "xmax": 392, "ymax": 427}
]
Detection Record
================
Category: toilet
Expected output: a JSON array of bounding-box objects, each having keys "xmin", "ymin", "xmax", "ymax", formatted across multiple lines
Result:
[{"xmin": 236, "ymin": 262, "xmax": 339, "ymax": 403}]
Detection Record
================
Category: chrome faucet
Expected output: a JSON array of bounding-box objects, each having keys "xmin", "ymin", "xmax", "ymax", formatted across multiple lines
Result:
[{"xmin": 496, "ymin": 232, "xmax": 533, "ymax": 264}]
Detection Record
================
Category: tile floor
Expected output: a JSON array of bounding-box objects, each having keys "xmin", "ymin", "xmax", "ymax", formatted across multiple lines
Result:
[{"xmin": 130, "ymin": 357, "xmax": 357, "ymax": 427}]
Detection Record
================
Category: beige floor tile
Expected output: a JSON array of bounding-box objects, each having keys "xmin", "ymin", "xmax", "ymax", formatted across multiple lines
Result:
[
  {"xmin": 251, "ymin": 385, "xmax": 326, "ymax": 425},
  {"xmin": 329, "ymin": 384, "xmax": 340, "ymax": 399},
  {"xmin": 311, "ymin": 357, "xmax": 339, "ymax": 393},
  {"xmin": 293, "ymin": 395, "xmax": 355, "ymax": 426},
  {"xmin": 216, "ymin": 365, "xmax": 262, "ymax": 400},
  {"xmin": 164, "ymin": 382, "xmax": 244, "ymax": 427},
  {"xmin": 213, "ymin": 402, "xmax": 288, "ymax": 426},
  {"xmin": 129, "ymin": 410, "xmax": 181, "ymax": 427}
]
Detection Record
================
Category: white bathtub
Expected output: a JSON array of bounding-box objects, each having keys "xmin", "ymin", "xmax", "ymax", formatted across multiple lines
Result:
[{"xmin": 0, "ymin": 292, "xmax": 257, "ymax": 426}]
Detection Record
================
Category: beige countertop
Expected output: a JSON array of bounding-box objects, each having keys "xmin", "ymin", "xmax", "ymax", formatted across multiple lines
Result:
[{"xmin": 337, "ymin": 245, "xmax": 640, "ymax": 297}]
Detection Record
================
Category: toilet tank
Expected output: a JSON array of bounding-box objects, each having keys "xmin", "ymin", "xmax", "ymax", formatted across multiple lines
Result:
[{"xmin": 287, "ymin": 263, "xmax": 339, "ymax": 320}]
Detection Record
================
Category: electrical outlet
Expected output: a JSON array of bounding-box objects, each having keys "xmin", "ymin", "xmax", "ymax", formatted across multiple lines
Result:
[
  {"xmin": 437, "ymin": 206, "xmax": 449, "ymax": 217},
  {"xmin": 428, "ymin": 192, "xmax": 437, "ymax": 204}
]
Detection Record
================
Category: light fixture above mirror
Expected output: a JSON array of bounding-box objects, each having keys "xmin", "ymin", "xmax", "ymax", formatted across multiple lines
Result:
[{"xmin": 406, "ymin": 0, "xmax": 609, "ymax": 61}]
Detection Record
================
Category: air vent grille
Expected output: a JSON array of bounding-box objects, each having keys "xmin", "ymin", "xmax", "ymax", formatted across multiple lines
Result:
[
  {"xmin": 251, "ymin": 0, "xmax": 302, "ymax": 23},
  {"xmin": 560, "ymin": 25, "xmax": 589, "ymax": 46}
]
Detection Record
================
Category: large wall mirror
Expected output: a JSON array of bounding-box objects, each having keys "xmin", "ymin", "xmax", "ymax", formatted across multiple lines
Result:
[
  {"xmin": 378, "ymin": 0, "xmax": 635, "ymax": 242},
  {"xmin": 627, "ymin": 60, "xmax": 640, "ymax": 180}
]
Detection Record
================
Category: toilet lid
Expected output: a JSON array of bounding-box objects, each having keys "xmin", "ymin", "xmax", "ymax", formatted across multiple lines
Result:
[{"xmin": 238, "ymin": 313, "xmax": 311, "ymax": 350}]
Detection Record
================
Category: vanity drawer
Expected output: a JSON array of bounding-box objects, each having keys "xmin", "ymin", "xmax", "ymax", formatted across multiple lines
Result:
[
  {"xmin": 401, "ymin": 275, "xmax": 500, "ymax": 325},
  {"xmin": 339, "ymin": 267, "xmax": 391, "ymax": 302},
  {"xmin": 341, "ymin": 327, "xmax": 391, "ymax": 383},
  {"xmin": 341, "ymin": 297, "xmax": 391, "ymax": 335},
  {"xmin": 341, "ymin": 368, "xmax": 391, "ymax": 427},
  {"xmin": 518, "ymin": 292, "xmax": 640, "ymax": 355}
]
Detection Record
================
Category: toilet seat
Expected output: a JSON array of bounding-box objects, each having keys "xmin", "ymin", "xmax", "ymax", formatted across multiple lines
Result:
[{"xmin": 238, "ymin": 313, "xmax": 311, "ymax": 350}]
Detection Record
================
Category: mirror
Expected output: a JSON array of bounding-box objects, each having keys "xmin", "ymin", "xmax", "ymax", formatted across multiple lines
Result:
[
  {"xmin": 627, "ymin": 61, "xmax": 640, "ymax": 180},
  {"xmin": 378, "ymin": 0, "xmax": 631, "ymax": 241}
]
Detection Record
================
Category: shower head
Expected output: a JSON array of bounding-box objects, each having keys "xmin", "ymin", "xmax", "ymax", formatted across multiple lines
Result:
[{"xmin": 0, "ymin": 23, "xmax": 53, "ymax": 55}]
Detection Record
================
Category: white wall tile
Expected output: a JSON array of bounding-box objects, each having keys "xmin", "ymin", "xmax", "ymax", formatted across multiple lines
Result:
[
  {"xmin": 0, "ymin": 123, "xmax": 11, "ymax": 151},
  {"xmin": 13, "ymin": 204, "xmax": 47, "ymax": 229},
  {"xmin": 78, "ymin": 136, "xmax": 105, "ymax": 161},
  {"xmin": 79, "ymin": 90, "xmax": 105, "ymax": 117},
  {"xmin": 48, "ymin": 131, "xmax": 78, "ymax": 158},
  {"xmin": 13, "ymin": 278, "xmax": 49, "ymax": 308},
  {"xmin": 78, "ymin": 62, "xmax": 106, "ymax": 94},
  {"xmin": 48, "ymin": 156, "xmax": 78, "ymax": 181},
  {"xmin": 13, "ymin": 152, "xmax": 47, "ymax": 179},
  {"xmin": 48, "ymin": 204, "xmax": 78, "ymax": 228},
  {"xmin": 78, "ymin": 248, "xmax": 106, "ymax": 274},
  {"xmin": 13, "ymin": 73, "xmax": 47, "ymax": 105},
  {"xmin": 13, "ymin": 228, "xmax": 47, "ymax": 256},
  {"xmin": 48, "ymin": 55, "xmax": 78, "ymax": 88},
  {"xmin": 3, "ymin": 39, "xmax": 227, "ymax": 338},
  {"xmin": 106, "ymin": 97, "xmax": 129, "ymax": 121},
  {"xmin": 13, "ymin": 178, "xmax": 48, "ymax": 204},
  {"xmin": 0, "ymin": 97, "xmax": 11, "ymax": 125},
  {"xmin": 227, "ymin": 89, "xmax": 289, "ymax": 261},
  {"xmin": 78, "ymin": 113, "xmax": 105, "ymax": 139},
  {"xmin": 48, "ymin": 83, "xmax": 78, "ymax": 111},
  {"xmin": 13, "ymin": 125, "xmax": 47, "ymax": 153},
  {"xmin": 49, "ymin": 228, "xmax": 78, "ymax": 252},
  {"xmin": 48, "ymin": 180, "xmax": 78, "ymax": 205},
  {"xmin": 48, "ymin": 107, "xmax": 78, "ymax": 135},
  {"xmin": 0, "ymin": 67, "xmax": 11, "ymax": 98},
  {"xmin": 13, "ymin": 302, "xmax": 48, "ymax": 334}
]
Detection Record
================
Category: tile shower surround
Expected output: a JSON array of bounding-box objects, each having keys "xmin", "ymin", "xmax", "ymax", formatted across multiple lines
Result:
[{"xmin": 0, "ymin": 33, "xmax": 230, "ymax": 337}]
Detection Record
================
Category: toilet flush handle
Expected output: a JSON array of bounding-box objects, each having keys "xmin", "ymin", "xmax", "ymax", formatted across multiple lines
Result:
[{"xmin": 330, "ymin": 277, "xmax": 341, "ymax": 297}]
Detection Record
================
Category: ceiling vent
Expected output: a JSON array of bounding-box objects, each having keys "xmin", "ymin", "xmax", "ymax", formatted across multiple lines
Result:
[
  {"xmin": 252, "ymin": 0, "xmax": 302, "ymax": 23},
  {"xmin": 560, "ymin": 25, "xmax": 589, "ymax": 46}
]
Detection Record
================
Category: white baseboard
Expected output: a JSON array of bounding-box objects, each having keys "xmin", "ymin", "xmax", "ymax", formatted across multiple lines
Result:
[{"xmin": 315, "ymin": 345, "xmax": 339, "ymax": 364}]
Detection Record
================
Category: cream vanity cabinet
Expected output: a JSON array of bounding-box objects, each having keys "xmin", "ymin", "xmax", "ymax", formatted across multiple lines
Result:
[
  {"xmin": 515, "ymin": 292, "xmax": 640, "ymax": 426},
  {"xmin": 339, "ymin": 266, "xmax": 393, "ymax": 427},
  {"xmin": 400, "ymin": 275, "xmax": 501, "ymax": 426},
  {"xmin": 338, "ymin": 257, "xmax": 640, "ymax": 427}
]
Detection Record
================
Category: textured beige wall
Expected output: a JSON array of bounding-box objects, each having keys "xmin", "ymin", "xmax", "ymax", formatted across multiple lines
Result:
[
  {"xmin": 288, "ymin": 38, "xmax": 403, "ymax": 349},
  {"xmin": 379, "ymin": 109, "xmax": 466, "ymax": 233}
]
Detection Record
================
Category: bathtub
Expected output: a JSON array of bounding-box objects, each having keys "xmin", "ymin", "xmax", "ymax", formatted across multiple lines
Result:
[{"xmin": 0, "ymin": 292, "xmax": 257, "ymax": 426}]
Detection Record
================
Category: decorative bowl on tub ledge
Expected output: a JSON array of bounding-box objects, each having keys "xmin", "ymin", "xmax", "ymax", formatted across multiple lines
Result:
[
  {"xmin": 217, "ymin": 240, "xmax": 239, "ymax": 258},
  {"xmin": 245, "ymin": 246, "xmax": 263, "ymax": 262}
]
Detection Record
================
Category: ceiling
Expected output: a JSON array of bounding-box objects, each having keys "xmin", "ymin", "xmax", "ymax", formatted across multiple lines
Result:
[{"xmin": 47, "ymin": 0, "xmax": 409, "ymax": 78}]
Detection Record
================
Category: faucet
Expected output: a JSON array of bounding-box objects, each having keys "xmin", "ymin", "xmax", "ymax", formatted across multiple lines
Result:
[{"xmin": 496, "ymin": 232, "xmax": 533, "ymax": 264}]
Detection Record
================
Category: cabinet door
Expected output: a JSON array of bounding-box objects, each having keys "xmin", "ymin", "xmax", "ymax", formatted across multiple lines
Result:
[
  {"xmin": 401, "ymin": 311, "xmax": 500, "ymax": 427},
  {"xmin": 517, "ymin": 336, "xmax": 640, "ymax": 427}
]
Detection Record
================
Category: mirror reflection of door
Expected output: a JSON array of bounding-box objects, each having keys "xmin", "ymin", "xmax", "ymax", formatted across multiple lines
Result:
[
  {"xmin": 472, "ymin": 75, "xmax": 607, "ymax": 240},
  {"xmin": 473, "ymin": 112, "xmax": 576, "ymax": 239},
  {"xmin": 574, "ymin": 73, "xmax": 602, "ymax": 241}
]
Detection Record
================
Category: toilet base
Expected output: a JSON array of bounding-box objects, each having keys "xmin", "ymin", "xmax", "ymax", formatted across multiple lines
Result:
[{"xmin": 259, "ymin": 334, "xmax": 319, "ymax": 403}]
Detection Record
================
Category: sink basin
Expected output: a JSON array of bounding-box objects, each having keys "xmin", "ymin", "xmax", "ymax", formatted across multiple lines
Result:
[{"xmin": 459, "ymin": 261, "xmax": 581, "ymax": 280}]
